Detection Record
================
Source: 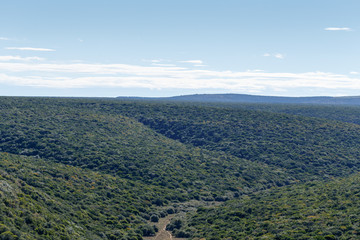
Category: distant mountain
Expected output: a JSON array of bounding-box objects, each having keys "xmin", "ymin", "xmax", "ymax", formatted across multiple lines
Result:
[{"xmin": 117, "ymin": 94, "xmax": 360, "ymax": 105}]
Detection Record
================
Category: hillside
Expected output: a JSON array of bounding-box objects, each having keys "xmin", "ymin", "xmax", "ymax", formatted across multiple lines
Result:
[
  {"xmin": 3, "ymin": 98, "xmax": 360, "ymax": 181},
  {"xmin": 0, "ymin": 152, "xmax": 170, "ymax": 239},
  {"xmin": 1, "ymin": 97, "xmax": 360, "ymax": 239},
  {"xmin": 177, "ymin": 172, "xmax": 360, "ymax": 239},
  {"xmin": 109, "ymin": 101, "xmax": 360, "ymax": 180},
  {"xmin": 220, "ymin": 103, "xmax": 360, "ymax": 125},
  {"xmin": 0, "ymin": 97, "xmax": 293, "ymax": 198}
]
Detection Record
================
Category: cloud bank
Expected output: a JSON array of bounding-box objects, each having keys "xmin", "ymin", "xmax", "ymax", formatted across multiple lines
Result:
[
  {"xmin": 0, "ymin": 55, "xmax": 44, "ymax": 61},
  {"xmin": 5, "ymin": 47, "xmax": 55, "ymax": 52},
  {"xmin": 179, "ymin": 60, "xmax": 204, "ymax": 64},
  {"xmin": 324, "ymin": 27, "xmax": 352, "ymax": 31},
  {"xmin": 0, "ymin": 61, "xmax": 360, "ymax": 95}
]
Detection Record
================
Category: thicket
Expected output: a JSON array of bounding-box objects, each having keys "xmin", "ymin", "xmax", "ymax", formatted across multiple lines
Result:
[
  {"xmin": 179, "ymin": 173, "xmax": 360, "ymax": 239},
  {"xmin": 218, "ymin": 103, "xmax": 360, "ymax": 125},
  {"xmin": 0, "ymin": 97, "xmax": 294, "ymax": 196},
  {"xmin": 1, "ymin": 97, "xmax": 360, "ymax": 239},
  {"xmin": 0, "ymin": 152, "xmax": 173, "ymax": 239},
  {"xmin": 109, "ymin": 101, "xmax": 360, "ymax": 180}
]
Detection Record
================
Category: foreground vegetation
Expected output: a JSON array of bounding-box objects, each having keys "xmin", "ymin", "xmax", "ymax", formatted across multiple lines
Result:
[
  {"xmin": 0, "ymin": 97, "xmax": 360, "ymax": 239},
  {"xmin": 177, "ymin": 173, "xmax": 360, "ymax": 239},
  {"xmin": 0, "ymin": 152, "xmax": 179, "ymax": 239}
]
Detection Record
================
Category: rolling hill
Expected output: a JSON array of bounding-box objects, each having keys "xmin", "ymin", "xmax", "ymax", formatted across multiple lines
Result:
[
  {"xmin": 1, "ymin": 97, "xmax": 360, "ymax": 239},
  {"xmin": 177, "ymin": 173, "xmax": 360, "ymax": 239}
]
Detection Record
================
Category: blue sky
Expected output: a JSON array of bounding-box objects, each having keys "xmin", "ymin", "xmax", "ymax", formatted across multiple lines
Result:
[{"xmin": 1, "ymin": 0, "xmax": 360, "ymax": 97}]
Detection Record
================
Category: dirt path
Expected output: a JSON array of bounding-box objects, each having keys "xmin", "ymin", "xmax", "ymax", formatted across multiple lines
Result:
[
  {"xmin": 154, "ymin": 216, "xmax": 172, "ymax": 240},
  {"xmin": 144, "ymin": 214, "xmax": 182, "ymax": 240},
  {"xmin": 144, "ymin": 200, "xmax": 221, "ymax": 240},
  {"xmin": 143, "ymin": 214, "xmax": 172, "ymax": 240}
]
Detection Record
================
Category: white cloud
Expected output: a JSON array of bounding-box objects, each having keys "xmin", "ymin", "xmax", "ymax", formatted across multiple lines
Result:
[
  {"xmin": 5, "ymin": 47, "xmax": 55, "ymax": 52},
  {"xmin": 0, "ymin": 37, "xmax": 10, "ymax": 40},
  {"xmin": 350, "ymin": 71, "xmax": 359, "ymax": 75},
  {"xmin": 0, "ymin": 55, "xmax": 44, "ymax": 61},
  {"xmin": 1, "ymin": 61, "xmax": 360, "ymax": 94},
  {"xmin": 274, "ymin": 53, "xmax": 284, "ymax": 59},
  {"xmin": 0, "ymin": 62, "xmax": 187, "ymax": 75},
  {"xmin": 142, "ymin": 59, "xmax": 165, "ymax": 63},
  {"xmin": 179, "ymin": 60, "xmax": 203, "ymax": 64},
  {"xmin": 263, "ymin": 53, "xmax": 285, "ymax": 59},
  {"xmin": 151, "ymin": 63, "xmax": 177, "ymax": 67},
  {"xmin": 324, "ymin": 27, "xmax": 352, "ymax": 31}
]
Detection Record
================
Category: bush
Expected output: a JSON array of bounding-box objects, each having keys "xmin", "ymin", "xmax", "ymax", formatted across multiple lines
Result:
[
  {"xmin": 0, "ymin": 231, "xmax": 18, "ymax": 240},
  {"xmin": 137, "ymin": 224, "xmax": 156, "ymax": 237},
  {"xmin": 150, "ymin": 215, "xmax": 159, "ymax": 222},
  {"xmin": 166, "ymin": 207, "xmax": 175, "ymax": 214}
]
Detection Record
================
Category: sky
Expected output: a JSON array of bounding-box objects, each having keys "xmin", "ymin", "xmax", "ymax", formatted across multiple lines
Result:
[{"xmin": 1, "ymin": 0, "xmax": 360, "ymax": 97}]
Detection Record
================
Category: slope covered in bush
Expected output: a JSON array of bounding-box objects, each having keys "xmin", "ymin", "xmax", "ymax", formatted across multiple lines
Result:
[
  {"xmin": 178, "ymin": 173, "xmax": 360, "ymax": 239},
  {"xmin": 0, "ymin": 97, "xmax": 291, "ymax": 198},
  {"xmin": 0, "ymin": 152, "xmax": 178, "ymax": 239},
  {"xmin": 220, "ymin": 103, "xmax": 360, "ymax": 125},
  {"xmin": 2, "ymin": 97, "xmax": 360, "ymax": 239},
  {"xmin": 113, "ymin": 101, "xmax": 360, "ymax": 179}
]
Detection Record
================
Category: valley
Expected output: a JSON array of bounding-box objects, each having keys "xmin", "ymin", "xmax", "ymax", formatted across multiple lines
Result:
[{"xmin": 1, "ymin": 97, "xmax": 360, "ymax": 239}]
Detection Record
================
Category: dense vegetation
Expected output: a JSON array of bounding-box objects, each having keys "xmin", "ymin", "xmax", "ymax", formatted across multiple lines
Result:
[
  {"xmin": 177, "ymin": 173, "xmax": 360, "ymax": 239},
  {"xmin": 1, "ymin": 97, "xmax": 360, "ymax": 239},
  {"xmin": 0, "ymin": 152, "xmax": 165, "ymax": 239},
  {"xmin": 0, "ymin": 98, "xmax": 291, "ymax": 197},
  {"xmin": 222, "ymin": 103, "xmax": 360, "ymax": 125},
  {"xmin": 114, "ymin": 102, "xmax": 360, "ymax": 179}
]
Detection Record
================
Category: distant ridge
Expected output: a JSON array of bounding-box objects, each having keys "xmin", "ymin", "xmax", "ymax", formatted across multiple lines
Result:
[{"xmin": 117, "ymin": 93, "xmax": 360, "ymax": 105}]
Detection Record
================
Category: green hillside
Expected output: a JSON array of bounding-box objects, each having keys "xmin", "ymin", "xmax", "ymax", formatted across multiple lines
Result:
[
  {"xmin": 0, "ymin": 152, "xmax": 173, "ymax": 239},
  {"xmin": 217, "ymin": 103, "xmax": 360, "ymax": 125},
  {"xmin": 112, "ymin": 101, "xmax": 360, "ymax": 179},
  {"xmin": 0, "ymin": 98, "xmax": 291, "ymax": 198},
  {"xmin": 1, "ymin": 97, "xmax": 360, "ymax": 239},
  {"xmin": 177, "ymin": 172, "xmax": 360, "ymax": 239}
]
